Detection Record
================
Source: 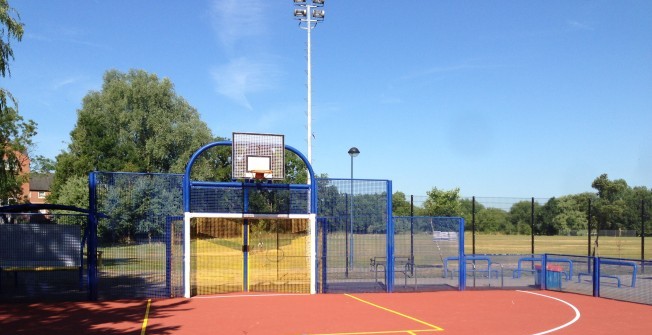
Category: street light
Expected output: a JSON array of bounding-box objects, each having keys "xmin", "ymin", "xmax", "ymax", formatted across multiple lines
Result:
[
  {"xmin": 347, "ymin": 147, "xmax": 359, "ymax": 273},
  {"xmin": 293, "ymin": 0, "xmax": 326, "ymax": 164}
]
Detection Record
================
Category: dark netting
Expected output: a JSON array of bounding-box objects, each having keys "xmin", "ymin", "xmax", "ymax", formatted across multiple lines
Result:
[
  {"xmin": 393, "ymin": 216, "xmax": 461, "ymax": 292},
  {"xmin": 597, "ymin": 257, "xmax": 651, "ymax": 304},
  {"xmin": 93, "ymin": 172, "xmax": 184, "ymax": 299},
  {"xmin": 190, "ymin": 187, "xmax": 244, "ymax": 213},
  {"xmin": 316, "ymin": 179, "xmax": 391, "ymax": 293},
  {"xmin": 0, "ymin": 213, "xmax": 88, "ymax": 301},
  {"xmin": 189, "ymin": 185, "xmax": 310, "ymax": 215}
]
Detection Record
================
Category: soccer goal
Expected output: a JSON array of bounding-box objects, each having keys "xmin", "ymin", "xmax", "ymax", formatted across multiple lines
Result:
[{"xmin": 182, "ymin": 133, "xmax": 317, "ymax": 297}]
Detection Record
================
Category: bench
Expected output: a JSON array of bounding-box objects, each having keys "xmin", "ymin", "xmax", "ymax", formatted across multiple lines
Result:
[
  {"xmin": 513, "ymin": 256, "xmax": 573, "ymax": 281},
  {"xmin": 577, "ymin": 259, "xmax": 637, "ymax": 288},
  {"xmin": 0, "ymin": 224, "xmax": 83, "ymax": 292},
  {"xmin": 370, "ymin": 256, "xmax": 414, "ymax": 288}
]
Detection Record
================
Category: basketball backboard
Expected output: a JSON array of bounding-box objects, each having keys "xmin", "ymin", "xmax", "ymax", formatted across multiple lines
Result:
[{"xmin": 232, "ymin": 132, "xmax": 285, "ymax": 180}]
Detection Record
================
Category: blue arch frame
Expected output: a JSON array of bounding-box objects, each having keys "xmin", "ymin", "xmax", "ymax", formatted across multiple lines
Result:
[{"xmin": 182, "ymin": 140, "xmax": 317, "ymax": 214}]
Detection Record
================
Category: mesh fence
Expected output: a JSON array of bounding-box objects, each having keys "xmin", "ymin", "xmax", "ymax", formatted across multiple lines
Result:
[
  {"xmin": 316, "ymin": 179, "xmax": 390, "ymax": 293},
  {"xmin": 597, "ymin": 257, "xmax": 651, "ymax": 304},
  {"xmin": 0, "ymin": 213, "xmax": 88, "ymax": 301},
  {"xmin": 393, "ymin": 217, "xmax": 461, "ymax": 292},
  {"xmin": 93, "ymin": 172, "xmax": 184, "ymax": 299},
  {"xmin": 191, "ymin": 217, "xmax": 311, "ymax": 295},
  {"xmin": 189, "ymin": 185, "xmax": 310, "ymax": 214}
]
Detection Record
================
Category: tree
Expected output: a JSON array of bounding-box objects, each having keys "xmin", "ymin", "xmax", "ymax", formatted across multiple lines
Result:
[
  {"xmin": 423, "ymin": 187, "xmax": 461, "ymax": 217},
  {"xmin": 51, "ymin": 69, "xmax": 217, "ymax": 207},
  {"xmin": 30, "ymin": 155, "xmax": 56, "ymax": 174},
  {"xmin": 509, "ymin": 200, "xmax": 535, "ymax": 235},
  {"xmin": 591, "ymin": 174, "xmax": 628, "ymax": 231},
  {"xmin": 392, "ymin": 191, "xmax": 411, "ymax": 216},
  {"xmin": 0, "ymin": 1, "xmax": 36, "ymax": 204},
  {"xmin": 477, "ymin": 207, "xmax": 509, "ymax": 233},
  {"xmin": 1, "ymin": 0, "xmax": 23, "ymax": 111}
]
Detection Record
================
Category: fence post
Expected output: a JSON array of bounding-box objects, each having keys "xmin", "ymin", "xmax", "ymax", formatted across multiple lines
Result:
[
  {"xmin": 87, "ymin": 172, "xmax": 98, "ymax": 301},
  {"xmin": 531, "ymin": 197, "xmax": 535, "ymax": 255},
  {"xmin": 593, "ymin": 256, "xmax": 600, "ymax": 297},
  {"xmin": 410, "ymin": 195, "xmax": 414, "ymax": 263},
  {"xmin": 459, "ymin": 217, "xmax": 466, "ymax": 291},
  {"xmin": 472, "ymin": 196, "xmax": 476, "ymax": 255},
  {"xmin": 588, "ymin": 198, "xmax": 592, "ymax": 257},
  {"xmin": 642, "ymin": 199, "xmax": 645, "ymax": 262},
  {"xmin": 386, "ymin": 181, "xmax": 395, "ymax": 293}
]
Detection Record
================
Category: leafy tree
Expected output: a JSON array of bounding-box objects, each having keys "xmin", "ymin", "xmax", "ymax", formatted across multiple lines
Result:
[
  {"xmin": 423, "ymin": 187, "xmax": 461, "ymax": 216},
  {"xmin": 509, "ymin": 200, "xmax": 535, "ymax": 235},
  {"xmin": 591, "ymin": 174, "xmax": 628, "ymax": 231},
  {"xmin": 550, "ymin": 195, "xmax": 588, "ymax": 235},
  {"xmin": 476, "ymin": 207, "xmax": 509, "ymax": 233},
  {"xmin": 51, "ymin": 69, "xmax": 217, "ymax": 207},
  {"xmin": 0, "ymin": 1, "xmax": 36, "ymax": 204},
  {"xmin": 30, "ymin": 155, "xmax": 56, "ymax": 174},
  {"xmin": 0, "ymin": 0, "xmax": 23, "ymax": 111},
  {"xmin": 392, "ymin": 191, "xmax": 411, "ymax": 216},
  {"xmin": 459, "ymin": 198, "xmax": 485, "ymax": 231}
]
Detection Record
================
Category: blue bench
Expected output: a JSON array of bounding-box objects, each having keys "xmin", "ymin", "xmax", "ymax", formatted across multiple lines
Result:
[
  {"xmin": 577, "ymin": 259, "xmax": 637, "ymax": 288},
  {"xmin": 444, "ymin": 255, "xmax": 499, "ymax": 279}
]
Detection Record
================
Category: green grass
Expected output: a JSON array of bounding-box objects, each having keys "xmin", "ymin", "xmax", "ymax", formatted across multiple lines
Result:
[{"xmin": 469, "ymin": 233, "xmax": 651, "ymax": 259}]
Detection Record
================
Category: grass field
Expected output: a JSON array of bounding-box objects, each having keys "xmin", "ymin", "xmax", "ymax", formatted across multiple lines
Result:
[{"xmin": 469, "ymin": 233, "xmax": 651, "ymax": 259}]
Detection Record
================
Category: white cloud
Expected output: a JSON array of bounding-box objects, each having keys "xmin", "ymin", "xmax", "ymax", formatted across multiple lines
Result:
[
  {"xmin": 211, "ymin": 57, "xmax": 281, "ymax": 110},
  {"xmin": 567, "ymin": 20, "xmax": 594, "ymax": 31},
  {"xmin": 210, "ymin": 0, "xmax": 267, "ymax": 49},
  {"xmin": 52, "ymin": 76, "xmax": 84, "ymax": 90}
]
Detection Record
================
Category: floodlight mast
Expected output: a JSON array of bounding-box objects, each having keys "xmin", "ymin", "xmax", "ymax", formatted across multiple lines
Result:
[{"xmin": 293, "ymin": 0, "xmax": 325, "ymax": 164}]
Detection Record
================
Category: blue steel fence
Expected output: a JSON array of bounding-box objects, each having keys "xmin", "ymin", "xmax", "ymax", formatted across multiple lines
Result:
[
  {"xmin": 89, "ymin": 172, "xmax": 185, "ymax": 300},
  {"xmin": 316, "ymin": 178, "xmax": 393, "ymax": 293},
  {"xmin": 4, "ymin": 172, "xmax": 651, "ymax": 305}
]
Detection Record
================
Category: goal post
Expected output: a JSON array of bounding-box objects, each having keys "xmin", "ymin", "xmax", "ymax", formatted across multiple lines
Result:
[{"xmin": 182, "ymin": 136, "xmax": 317, "ymax": 298}]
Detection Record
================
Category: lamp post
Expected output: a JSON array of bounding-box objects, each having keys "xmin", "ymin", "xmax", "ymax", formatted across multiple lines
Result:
[
  {"xmin": 293, "ymin": 0, "xmax": 325, "ymax": 164},
  {"xmin": 348, "ymin": 147, "xmax": 359, "ymax": 272}
]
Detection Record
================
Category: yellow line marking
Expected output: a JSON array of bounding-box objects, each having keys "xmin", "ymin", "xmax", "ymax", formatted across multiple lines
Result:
[
  {"xmin": 140, "ymin": 299, "xmax": 152, "ymax": 335},
  {"xmin": 344, "ymin": 294, "xmax": 444, "ymax": 332}
]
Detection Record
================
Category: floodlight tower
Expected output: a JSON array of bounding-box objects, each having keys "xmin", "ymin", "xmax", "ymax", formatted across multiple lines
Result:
[{"xmin": 293, "ymin": 0, "xmax": 325, "ymax": 164}]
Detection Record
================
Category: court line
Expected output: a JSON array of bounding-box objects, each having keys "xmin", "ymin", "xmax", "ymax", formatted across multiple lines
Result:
[
  {"xmin": 140, "ymin": 299, "xmax": 152, "ymax": 335},
  {"xmin": 517, "ymin": 290, "xmax": 581, "ymax": 335},
  {"xmin": 345, "ymin": 294, "xmax": 444, "ymax": 332},
  {"xmin": 192, "ymin": 293, "xmax": 311, "ymax": 299},
  {"xmin": 308, "ymin": 330, "xmax": 439, "ymax": 335}
]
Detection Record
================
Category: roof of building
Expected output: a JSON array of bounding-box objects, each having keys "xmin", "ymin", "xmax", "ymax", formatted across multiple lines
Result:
[{"xmin": 29, "ymin": 174, "xmax": 54, "ymax": 191}]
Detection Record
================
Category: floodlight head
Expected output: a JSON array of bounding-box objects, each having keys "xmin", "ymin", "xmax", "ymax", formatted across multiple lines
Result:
[
  {"xmin": 313, "ymin": 0, "xmax": 325, "ymax": 5},
  {"xmin": 294, "ymin": 9, "xmax": 307, "ymax": 17},
  {"xmin": 312, "ymin": 9, "xmax": 325, "ymax": 19},
  {"xmin": 348, "ymin": 147, "xmax": 360, "ymax": 157},
  {"xmin": 294, "ymin": 0, "xmax": 306, "ymax": 4}
]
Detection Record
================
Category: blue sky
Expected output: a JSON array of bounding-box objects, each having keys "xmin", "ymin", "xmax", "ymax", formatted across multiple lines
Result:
[{"xmin": 4, "ymin": 1, "xmax": 652, "ymax": 198}]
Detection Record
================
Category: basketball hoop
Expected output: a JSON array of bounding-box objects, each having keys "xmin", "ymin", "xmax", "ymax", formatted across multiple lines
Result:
[{"xmin": 249, "ymin": 169, "xmax": 273, "ymax": 180}]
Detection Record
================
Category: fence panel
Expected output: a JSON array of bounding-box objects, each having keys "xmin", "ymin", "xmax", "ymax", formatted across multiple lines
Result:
[
  {"xmin": 598, "ymin": 258, "xmax": 650, "ymax": 304},
  {"xmin": 393, "ymin": 217, "xmax": 461, "ymax": 292},
  {"xmin": 0, "ymin": 213, "xmax": 88, "ymax": 301},
  {"xmin": 317, "ymin": 179, "xmax": 390, "ymax": 293},
  {"xmin": 93, "ymin": 172, "xmax": 184, "ymax": 299}
]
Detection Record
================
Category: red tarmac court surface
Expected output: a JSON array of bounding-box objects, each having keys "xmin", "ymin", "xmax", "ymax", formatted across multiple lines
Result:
[{"xmin": 2, "ymin": 290, "xmax": 652, "ymax": 334}]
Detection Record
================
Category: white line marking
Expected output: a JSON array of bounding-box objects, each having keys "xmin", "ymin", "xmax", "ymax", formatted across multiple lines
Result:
[
  {"xmin": 192, "ymin": 293, "xmax": 311, "ymax": 299},
  {"xmin": 517, "ymin": 290, "xmax": 581, "ymax": 335}
]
